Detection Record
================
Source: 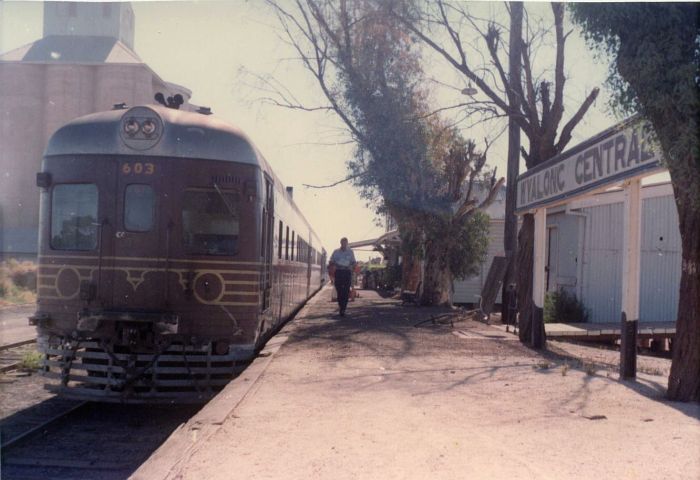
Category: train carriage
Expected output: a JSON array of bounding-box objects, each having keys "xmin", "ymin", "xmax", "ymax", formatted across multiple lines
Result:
[{"xmin": 31, "ymin": 103, "xmax": 326, "ymax": 403}]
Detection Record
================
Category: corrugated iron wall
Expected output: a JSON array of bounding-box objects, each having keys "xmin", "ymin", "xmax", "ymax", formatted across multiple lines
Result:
[
  {"xmin": 581, "ymin": 203, "xmax": 624, "ymax": 323},
  {"xmin": 580, "ymin": 195, "xmax": 680, "ymax": 323},
  {"xmin": 639, "ymin": 196, "xmax": 681, "ymax": 322}
]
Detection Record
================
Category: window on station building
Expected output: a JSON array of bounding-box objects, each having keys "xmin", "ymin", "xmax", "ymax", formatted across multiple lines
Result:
[
  {"xmin": 51, "ymin": 184, "xmax": 98, "ymax": 251},
  {"xmin": 124, "ymin": 184, "xmax": 154, "ymax": 232},
  {"xmin": 182, "ymin": 189, "xmax": 239, "ymax": 256}
]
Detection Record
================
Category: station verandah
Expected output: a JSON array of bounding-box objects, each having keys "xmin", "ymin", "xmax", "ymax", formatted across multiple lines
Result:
[{"xmin": 517, "ymin": 116, "xmax": 668, "ymax": 378}]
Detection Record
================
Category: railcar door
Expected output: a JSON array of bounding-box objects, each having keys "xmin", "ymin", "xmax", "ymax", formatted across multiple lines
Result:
[
  {"xmin": 260, "ymin": 176, "xmax": 274, "ymax": 312},
  {"xmin": 110, "ymin": 158, "xmax": 166, "ymax": 309}
]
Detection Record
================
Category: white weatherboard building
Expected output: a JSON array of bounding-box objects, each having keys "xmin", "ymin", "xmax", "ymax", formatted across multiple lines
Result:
[{"xmin": 453, "ymin": 187, "xmax": 506, "ymax": 305}]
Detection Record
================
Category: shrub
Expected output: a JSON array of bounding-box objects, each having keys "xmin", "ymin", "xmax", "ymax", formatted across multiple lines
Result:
[
  {"xmin": 544, "ymin": 288, "xmax": 588, "ymax": 324},
  {"xmin": 20, "ymin": 350, "xmax": 44, "ymax": 370},
  {"xmin": 11, "ymin": 269, "xmax": 37, "ymax": 291},
  {"xmin": 0, "ymin": 260, "xmax": 38, "ymax": 304}
]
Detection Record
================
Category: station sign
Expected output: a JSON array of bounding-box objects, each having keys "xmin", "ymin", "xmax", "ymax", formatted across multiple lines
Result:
[{"xmin": 516, "ymin": 117, "xmax": 663, "ymax": 212}]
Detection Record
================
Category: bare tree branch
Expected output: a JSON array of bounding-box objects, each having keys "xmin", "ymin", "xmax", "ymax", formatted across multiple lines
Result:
[
  {"xmin": 302, "ymin": 171, "xmax": 366, "ymax": 189},
  {"xmin": 556, "ymin": 87, "xmax": 600, "ymax": 154}
]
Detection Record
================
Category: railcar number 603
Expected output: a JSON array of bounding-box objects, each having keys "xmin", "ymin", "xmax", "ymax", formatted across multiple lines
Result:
[{"xmin": 121, "ymin": 162, "xmax": 155, "ymax": 175}]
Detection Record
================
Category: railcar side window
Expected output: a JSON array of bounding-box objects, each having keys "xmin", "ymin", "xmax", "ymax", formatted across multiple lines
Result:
[
  {"xmin": 285, "ymin": 226, "xmax": 289, "ymax": 260},
  {"xmin": 291, "ymin": 231, "xmax": 295, "ymax": 260},
  {"xmin": 50, "ymin": 184, "xmax": 98, "ymax": 250},
  {"xmin": 125, "ymin": 184, "xmax": 154, "ymax": 232},
  {"xmin": 182, "ymin": 190, "xmax": 239, "ymax": 256},
  {"xmin": 278, "ymin": 221, "xmax": 283, "ymax": 259}
]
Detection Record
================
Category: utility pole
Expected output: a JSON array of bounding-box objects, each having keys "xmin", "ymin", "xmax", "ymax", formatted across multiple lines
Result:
[{"xmin": 502, "ymin": 2, "xmax": 522, "ymax": 326}]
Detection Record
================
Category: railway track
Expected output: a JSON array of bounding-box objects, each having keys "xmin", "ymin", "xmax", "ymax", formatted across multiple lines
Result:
[
  {"xmin": 0, "ymin": 340, "xmax": 37, "ymax": 373},
  {"xmin": 1, "ymin": 342, "xmax": 202, "ymax": 480},
  {"xmin": 1, "ymin": 401, "xmax": 199, "ymax": 480}
]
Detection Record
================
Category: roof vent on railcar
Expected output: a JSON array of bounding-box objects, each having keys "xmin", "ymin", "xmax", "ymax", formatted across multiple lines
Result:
[
  {"xmin": 197, "ymin": 106, "xmax": 213, "ymax": 115},
  {"xmin": 112, "ymin": 103, "xmax": 128, "ymax": 110},
  {"xmin": 286, "ymin": 186, "xmax": 293, "ymax": 198},
  {"xmin": 154, "ymin": 92, "xmax": 184, "ymax": 110}
]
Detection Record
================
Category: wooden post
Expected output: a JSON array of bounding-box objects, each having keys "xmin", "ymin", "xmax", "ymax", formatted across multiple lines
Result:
[
  {"xmin": 620, "ymin": 178, "xmax": 642, "ymax": 379},
  {"xmin": 532, "ymin": 208, "xmax": 547, "ymax": 348}
]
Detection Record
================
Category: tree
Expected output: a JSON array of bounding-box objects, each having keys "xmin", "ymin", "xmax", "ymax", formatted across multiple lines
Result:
[
  {"xmin": 570, "ymin": 3, "xmax": 699, "ymax": 402},
  {"xmin": 393, "ymin": 1, "xmax": 599, "ymax": 344},
  {"xmin": 404, "ymin": 125, "xmax": 500, "ymax": 305},
  {"xmin": 267, "ymin": 0, "xmax": 503, "ymax": 305}
]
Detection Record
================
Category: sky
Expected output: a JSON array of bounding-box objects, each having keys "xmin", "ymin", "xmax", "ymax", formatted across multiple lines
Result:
[{"xmin": 0, "ymin": 0, "xmax": 631, "ymax": 260}]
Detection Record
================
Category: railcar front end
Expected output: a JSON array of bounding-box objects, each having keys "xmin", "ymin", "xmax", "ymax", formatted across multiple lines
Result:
[{"xmin": 31, "ymin": 104, "xmax": 311, "ymax": 403}]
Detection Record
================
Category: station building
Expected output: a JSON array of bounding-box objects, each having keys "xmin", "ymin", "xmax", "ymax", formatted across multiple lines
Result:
[
  {"xmin": 455, "ymin": 125, "xmax": 680, "ymax": 328},
  {"xmin": 0, "ymin": 1, "xmax": 194, "ymax": 259},
  {"xmin": 543, "ymin": 179, "xmax": 680, "ymax": 324}
]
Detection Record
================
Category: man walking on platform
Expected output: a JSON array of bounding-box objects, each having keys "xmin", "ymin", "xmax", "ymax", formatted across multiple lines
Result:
[{"xmin": 329, "ymin": 237, "xmax": 356, "ymax": 317}]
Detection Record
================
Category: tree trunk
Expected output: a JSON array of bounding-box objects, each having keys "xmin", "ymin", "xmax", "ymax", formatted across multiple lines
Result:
[
  {"xmin": 421, "ymin": 241, "xmax": 452, "ymax": 306},
  {"xmin": 667, "ymin": 187, "xmax": 700, "ymax": 402},
  {"xmin": 400, "ymin": 243, "xmax": 421, "ymax": 292},
  {"xmin": 502, "ymin": 1, "xmax": 523, "ymax": 326},
  {"xmin": 516, "ymin": 214, "xmax": 534, "ymax": 344}
]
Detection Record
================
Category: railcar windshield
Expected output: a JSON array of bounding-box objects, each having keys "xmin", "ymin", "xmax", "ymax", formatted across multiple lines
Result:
[
  {"xmin": 50, "ymin": 183, "xmax": 98, "ymax": 250},
  {"xmin": 182, "ymin": 189, "xmax": 239, "ymax": 256},
  {"xmin": 125, "ymin": 184, "xmax": 155, "ymax": 232}
]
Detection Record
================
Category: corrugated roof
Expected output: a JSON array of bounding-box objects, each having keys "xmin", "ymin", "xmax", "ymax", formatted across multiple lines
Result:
[{"xmin": 0, "ymin": 35, "xmax": 142, "ymax": 64}]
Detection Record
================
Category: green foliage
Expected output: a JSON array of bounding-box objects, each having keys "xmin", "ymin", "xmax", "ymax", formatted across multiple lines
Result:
[
  {"xmin": 544, "ymin": 289, "xmax": 588, "ymax": 324},
  {"xmin": 448, "ymin": 211, "xmax": 489, "ymax": 280},
  {"xmin": 339, "ymin": 1, "xmax": 437, "ymax": 215},
  {"xmin": 20, "ymin": 350, "xmax": 44, "ymax": 370}
]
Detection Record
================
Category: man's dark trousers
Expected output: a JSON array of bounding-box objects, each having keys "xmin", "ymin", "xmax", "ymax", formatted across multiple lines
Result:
[{"xmin": 334, "ymin": 269, "xmax": 352, "ymax": 314}]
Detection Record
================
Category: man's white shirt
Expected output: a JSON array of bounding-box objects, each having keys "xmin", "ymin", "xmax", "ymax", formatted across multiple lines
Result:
[{"xmin": 331, "ymin": 248, "xmax": 356, "ymax": 269}]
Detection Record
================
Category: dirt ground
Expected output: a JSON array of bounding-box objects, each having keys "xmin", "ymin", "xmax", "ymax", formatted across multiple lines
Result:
[{"xmin": 140, "ymin": 288, "xmax": 700, "ymax": 480}]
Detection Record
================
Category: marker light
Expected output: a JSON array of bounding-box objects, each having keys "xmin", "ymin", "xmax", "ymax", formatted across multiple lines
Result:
[
  {"xmin": 141, "ymin": 119, "xmax": 157, "ymax": 136},
  {"xmin": 124, "ymin": 118, "xmax": 140, "ymax": 135}
]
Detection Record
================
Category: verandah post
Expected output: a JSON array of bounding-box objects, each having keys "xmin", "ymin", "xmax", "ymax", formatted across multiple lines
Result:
[
  {"xmin": 532, "ymin": 207, "xmax": 547, "ymax": 348},
  {"xmin": 620, "ymin": 178, "xmax": 642, "ymax": 379}
]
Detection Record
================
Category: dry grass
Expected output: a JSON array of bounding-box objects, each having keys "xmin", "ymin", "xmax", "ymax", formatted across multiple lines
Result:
[{"xmin": 0, "ymin": 259, "xmax": 37, "ymax": 306}]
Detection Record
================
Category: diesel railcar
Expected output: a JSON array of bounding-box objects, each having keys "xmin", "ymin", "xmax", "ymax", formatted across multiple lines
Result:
[{"xmin": 31, "ymin": 103, "xmax": 326, "ymax": 402}]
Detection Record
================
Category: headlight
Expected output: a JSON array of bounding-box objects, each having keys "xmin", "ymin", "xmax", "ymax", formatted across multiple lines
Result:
[
  {"xmin": 124, "ymin": 118, "xmax": 140, "ymax": 135},
  {"xmin": 141, "ymin": 119, "xmax": 157, "ymax": 136},
  {"xmin": 120, "ymin": 107, "xmax": 163, "ymax": 151}
]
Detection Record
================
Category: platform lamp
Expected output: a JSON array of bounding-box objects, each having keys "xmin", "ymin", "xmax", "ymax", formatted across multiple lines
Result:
[{"xmin": 461, "ymin": 83, "xmax": 478, "ymax": 96}]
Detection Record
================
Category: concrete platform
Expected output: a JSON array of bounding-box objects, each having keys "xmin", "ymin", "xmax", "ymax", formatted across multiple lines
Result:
[
  {"xmin": 546, "ymin": 321, "xmax": 675, "ymax": 341},
  {"xmin": 132, "ymin": 287, "xmax": 699, "ymax": 480}
]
